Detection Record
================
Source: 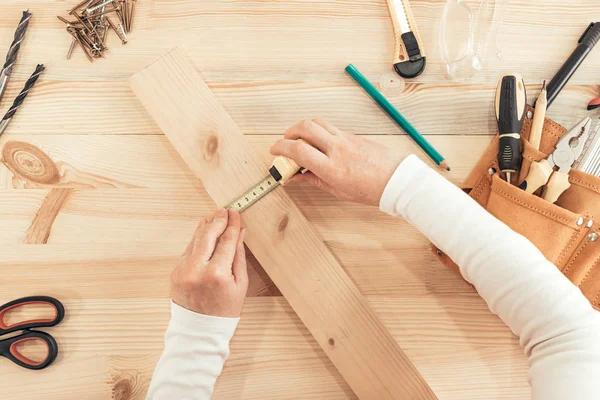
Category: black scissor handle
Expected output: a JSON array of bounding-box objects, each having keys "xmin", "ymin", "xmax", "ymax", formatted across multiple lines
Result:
[
  {"xmin": 0, "ymin": 330, "xmax": 58, "ymax": 370},
  {"xmin": 0, "ymin": 296, "xmax": 65, "ymax": 336}
]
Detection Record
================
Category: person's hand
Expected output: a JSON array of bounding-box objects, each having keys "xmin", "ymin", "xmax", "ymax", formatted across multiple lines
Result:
[
  {"xmin": 171, "ymin": 209, "xmax": 248, "ymax": 318},
  {"xmin": 270, "ymin": 119, "xmax": 404, "ymax": 206}
]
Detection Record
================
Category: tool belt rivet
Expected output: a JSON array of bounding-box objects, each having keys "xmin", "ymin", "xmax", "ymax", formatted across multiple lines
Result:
[{"xmin": 589, "ymin": 232, "xmax": 599, "ymax": 242}]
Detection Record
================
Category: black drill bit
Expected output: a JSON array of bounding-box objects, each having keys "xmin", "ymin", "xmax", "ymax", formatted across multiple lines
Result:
[
  {"xmin": 0, "ymin": 10, "xmax": 32, "ymax": 105},
  {"xmin": 0, "ymin": 64, "xmax": 45, "ymax": 137}
]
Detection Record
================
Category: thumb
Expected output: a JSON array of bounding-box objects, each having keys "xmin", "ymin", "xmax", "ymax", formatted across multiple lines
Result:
[{"xmin": 232, "ymin": 228, "xmax": 248, "ymax": 286}]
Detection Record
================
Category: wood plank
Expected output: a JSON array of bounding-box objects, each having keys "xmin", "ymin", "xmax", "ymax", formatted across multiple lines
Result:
[
  {"xmin": 24, "ymin": 188, "xmax": 72, "ymax": 244},
  {"xmin": 0, "ymin": 78, "xmax": 593, "ymax": 136},
  {"xmin": 0, "ymin": 187, "xmax": 463, "ymax": 246},
  {"xmin": 0, "ymin": 298, "xmax": 529, "ymax": 400},
  {"xmin": 130, "ymin": 48, "xmax": 436, "ymax": 399},
  {"xmin": 0, "ymin": 135, "xmax": 488, "ymax": 189},
  {"xmin": 0, "ymin": 189, "xmax": 47, "ymax": 238},
  {"xmin": 2, "ymin": 1, "xmax": 598, "ymax": 85},
  {"xmin": 0, "ymin": 238, "xmax": 471, "ymax": 298},
  {"xmin": 0, "ymin": 242, "xmax": 278, "ymax": 298}
]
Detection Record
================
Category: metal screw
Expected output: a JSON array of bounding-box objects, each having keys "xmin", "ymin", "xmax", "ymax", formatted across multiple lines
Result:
[
  {"xmin": 589, "ymin": 232, "xmax": 598, "ymax": 242},
  {"xmin": 577, "ymin": 217, "xmax": 585, "ymax": 227},
  {"xmin": 61, "ymin": 0, "xmax": 135, "ymax": 60},
  {"xmin": 106, "ymin": 16, "xmax": 127, "ymax": 44},
  {"xmin": 66, "ymin": 36, "xmax": 77, "ymax": 59},
  {"xmin": 68, "ymin": 0, "xmax": 93, "ymax": 13},
  {"xmin": 129, "ymin": 0, "xmax": 137, "ymax": 31},
  {"xmin": 86, "ymin": 0, "xmax": 114, "ymax": 13}
]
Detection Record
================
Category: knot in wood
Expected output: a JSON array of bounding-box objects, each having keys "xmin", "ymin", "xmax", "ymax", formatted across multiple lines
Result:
[
  {"xmin": 2, "ymin": 141, "xmax": 60, "ymax": 184},
  {"xmin": 203, "ymin": 135, "xmax": 219, "ymax": 160},
  {"xmin": 328, "ymin": 338, "xmax": 335, "ymax": 346},
  {"xmin": 112, "ymin": 376, "xmax": 133, "ymax": 400},
  {"xmin": 278, "ymin": 215, "xmax": 289, "ymax": 232}
]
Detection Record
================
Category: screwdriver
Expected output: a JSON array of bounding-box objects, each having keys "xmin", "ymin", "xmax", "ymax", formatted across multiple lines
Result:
[{"xmin": 495, "ymin": 73, "xmax": 527, "ymax": 185}]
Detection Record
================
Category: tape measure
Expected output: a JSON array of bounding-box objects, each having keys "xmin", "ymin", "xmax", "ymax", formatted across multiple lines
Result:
[
  {"xmin": 226, "ymin": 174, "xmax": 280, "ymax": 213},
  {"xmin": 226, "ymin": 140, "xmax": 307, "ymax": 213}
]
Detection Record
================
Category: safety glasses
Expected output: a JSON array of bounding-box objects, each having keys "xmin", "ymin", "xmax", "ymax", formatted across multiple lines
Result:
[{"xmin": 439, "ymin": 0, "xmax": 508, "ymax": 81}]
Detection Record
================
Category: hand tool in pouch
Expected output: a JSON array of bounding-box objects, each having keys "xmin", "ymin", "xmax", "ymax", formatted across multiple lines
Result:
[
  {"xmin": 529, "ymin": 81, "xmax": 547, "ymax": 151},
  {"xmin": 226, "ymin": 140, "xmax": 308, "ymax": 213},
  {"xmin": 495, "ymin": 73, "xmax": 527, "ymax": 184},
  {"xmin": 573, "ymin": 120, "xmax": 600, "ymax": 177},
  {"xmin": 519, "ymin": 117, "xmax": 592, "ymax": 203},
  {"xmin": 0, "ymin": 296, "xmax": 65, "ymax": 370},
  {"xmin": 540, "ymin": 22, "xmax": 600, "ymax": 108},
  {"xmin": 0, "ymin": 11, "xmax": 32, "ymax": 105},
  {"xmin": 386, "ymin": 0, "xmax": 425, "ymax": 78}
]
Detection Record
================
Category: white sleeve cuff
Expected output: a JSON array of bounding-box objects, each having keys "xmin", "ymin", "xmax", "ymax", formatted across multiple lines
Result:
[
  {"xmin": 170, "ymin": 301, "xmax": 240, "ymax": 335},
  {"xmin": 379, "ymin": 154, "xmax": 429, "ymax": 216}
]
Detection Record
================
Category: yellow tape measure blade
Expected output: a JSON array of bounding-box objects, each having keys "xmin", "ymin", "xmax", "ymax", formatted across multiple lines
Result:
[{"xmin": 226, "ymin": 174, "xmax": 280, "ymax": 213}]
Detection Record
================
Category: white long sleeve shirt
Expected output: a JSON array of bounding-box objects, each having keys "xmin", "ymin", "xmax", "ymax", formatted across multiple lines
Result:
[{"xmin": 146, "ymin": 155, "xmax": 600, "ymax": 400}]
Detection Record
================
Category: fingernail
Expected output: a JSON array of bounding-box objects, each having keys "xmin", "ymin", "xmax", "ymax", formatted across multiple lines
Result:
[{"xmin": 216, "ymin": 208, "xmax": 227, "ymax": 219}]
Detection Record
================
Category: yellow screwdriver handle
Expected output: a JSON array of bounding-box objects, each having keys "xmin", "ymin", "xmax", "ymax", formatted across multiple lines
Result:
[
  {"xmin": 270, "ymin": 139, "xmax": 308, "ymax": 185},
  {"xmin": 520, "ymin": 159, "xmax": 554, "ymax": 194},
  {"xmin": 542, "ymin": 171, "xmax": 571, "ymax": 203}
]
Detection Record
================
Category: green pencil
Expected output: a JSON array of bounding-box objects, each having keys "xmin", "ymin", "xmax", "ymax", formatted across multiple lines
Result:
[{"xmin": 345, "ymin": 64, "xmax": 450, "ymax": 171}]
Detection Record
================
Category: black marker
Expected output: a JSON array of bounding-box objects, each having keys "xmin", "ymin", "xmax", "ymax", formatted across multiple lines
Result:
[{"xmin": 543, "ymin": 22, "xmax": 600, "ymax": 108}]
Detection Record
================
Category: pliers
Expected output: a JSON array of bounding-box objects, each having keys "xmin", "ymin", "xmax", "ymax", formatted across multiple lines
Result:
[{"xmin": 519, "ymin": 117, "xmax": 592, "ymax": 203}]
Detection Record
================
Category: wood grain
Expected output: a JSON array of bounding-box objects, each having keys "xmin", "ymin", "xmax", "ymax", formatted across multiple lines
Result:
[
  {"xmin": 130, "ymin": 48, "xmax": 436, "ymax": 399},
  {"xmin": 2, "ymin": 0, "xmax": 599, "ymax": 85},
  {"xmin": 1, "ymin": 0, "xmax": 598, "ymax": 398},
  {"xmin": 0, "ymin": 79, "xmax": 594, "ymax": 136},
  {"xmin": 0, "ymin": 297, "xmax": 529, "ymax": 400},
  {"xmin": 24, "ymin": 188, "xmax": 72, "ymax": 244},
  {"xmin": 0, "ymin": 135, "xmax": 486, "ymax": 189}
]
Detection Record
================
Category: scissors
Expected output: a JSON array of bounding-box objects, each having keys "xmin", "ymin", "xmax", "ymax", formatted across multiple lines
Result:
[
  {"xmin": 519, "ymin": 117, "xmax": 592, "ymax": 203},
  {"xmin": 0, "ymin": 296, "xmax": 65, "ymax": 370}
]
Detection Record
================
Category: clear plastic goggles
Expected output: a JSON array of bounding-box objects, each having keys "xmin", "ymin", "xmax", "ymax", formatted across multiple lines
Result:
[{"xmin": 439, "ymin": 0, "xmax": 508, "ymax": 81}]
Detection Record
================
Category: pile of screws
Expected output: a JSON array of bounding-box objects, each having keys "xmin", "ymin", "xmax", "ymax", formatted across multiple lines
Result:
[{"xmin": 57, "ymin": 0, "xmax": 137, "ymax": 62}]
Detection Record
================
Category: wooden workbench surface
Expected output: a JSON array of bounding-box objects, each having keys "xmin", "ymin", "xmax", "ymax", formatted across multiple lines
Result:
[{"xmin": 1, "ymin": 1, "xmax": 598, "ymax": 399}]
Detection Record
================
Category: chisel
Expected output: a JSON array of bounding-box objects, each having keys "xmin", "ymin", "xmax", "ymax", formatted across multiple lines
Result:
[
  {"xmin": 495, "ymin": 73, "xmax": 527, "ymax": 184},
  {"xmin": 226, "ymin": 140, "xmax": 307, "ymax": 213}
]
